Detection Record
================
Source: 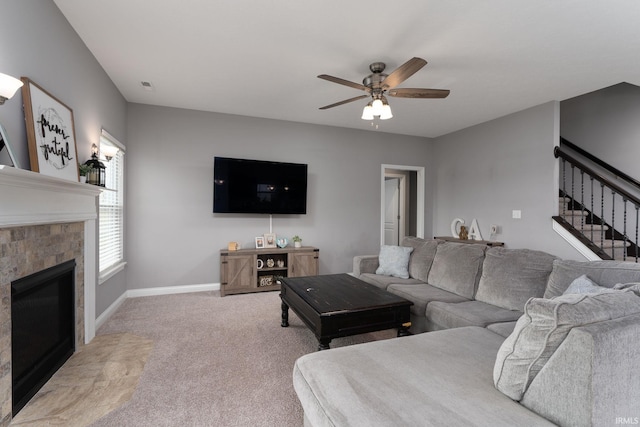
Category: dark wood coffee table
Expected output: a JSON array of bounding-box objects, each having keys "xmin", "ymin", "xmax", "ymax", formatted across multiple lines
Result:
[{"xmin": 279, "ymin": 273, "xmax": 413, "ymax": 350}]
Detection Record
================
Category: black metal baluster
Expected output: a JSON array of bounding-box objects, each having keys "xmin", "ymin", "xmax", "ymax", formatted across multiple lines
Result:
[
  {"xmin": 580, "ymin": 171, "xmax": 585, "ymax": 233},
  {"xmin": 611, "ymin": 191, "xmax": 616, "ymax": 259},
  {"xmin": 590, "ymin": 177, "xmax": 595, "ymax": 242},
  {"xmin": 623, "ymin": 199, "xmax": 628, "ymax": 261},
  {"xmin": 561, "ymin": 159, "xmax": 567, "ymax": 216},
  {"xmin": 571, "ymin": 165, "xmax": 575, "ymax": 227},
  {"xmin": 635, "ymin": 205, "xmax": 640, "ymax": 262},
  {"xmin": 600, "ymin": 183, "xmax": 605, "ymax": 250}
]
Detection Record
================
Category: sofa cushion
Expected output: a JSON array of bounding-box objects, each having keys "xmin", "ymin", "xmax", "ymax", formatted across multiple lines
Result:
[
  {"xmin": 426, "ymin": 300, "xmax": 523, "ymax": 331},
  {"xmin": 387, "ymin": 283, "xmax": 469, "ymax": 316},
  {"xmin": 293, "ymin": 327, "xmax": 555, "ymax": 427},
  {"xmin": 544, "ymin": 259, "xmax": 640, "ymax": 298},
  {"xmin": 375, "ymin": 245, "xmax": 414, "ymax": 279},
  {"xmin": 493, "ymin": 290, "xmax": 640, "ymax": 401},
  {"xmin": 486, "ymin": 321, "xmax": 518, "ymax": 338},
  {"xmin": 358, "ymin": 273, "xmax": 423, "ymax": 290},
  {"xmin": 427, "ymin": 242, "xmax": 487, "ymax": 299},
  {"xmin": 475, "ymin": 248, "xmax": 556, "ymax": 311},
  {"xmin": 401, "ymin": 236, "xmax": 440, "ymax": 282}
]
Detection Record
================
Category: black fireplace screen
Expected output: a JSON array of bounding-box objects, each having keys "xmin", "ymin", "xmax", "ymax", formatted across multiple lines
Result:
[{"xmin": 11, "ymin": 259, "xmax": 75, "ymax": 415}]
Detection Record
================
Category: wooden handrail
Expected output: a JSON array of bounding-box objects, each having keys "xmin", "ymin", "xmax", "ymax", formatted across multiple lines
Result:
[
  {"xmin": 560, "ymin": 137, "xmax": 640, "ymax": 190},
  {"xmin": 554, "ymin": 145, "xmax": 640, "ymax": 208}
]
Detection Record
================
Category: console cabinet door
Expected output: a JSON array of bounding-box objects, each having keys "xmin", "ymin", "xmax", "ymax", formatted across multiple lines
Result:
[
  {"xmin": 221, "ymin": 254, "xmax": 255, "ymax": 295},
  {"xmin": 289, "ymin": 250, "xmax": 319, "ymax": 277}
]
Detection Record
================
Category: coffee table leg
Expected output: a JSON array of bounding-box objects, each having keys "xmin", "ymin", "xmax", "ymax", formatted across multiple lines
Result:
[
  {"xmin": 281, "ymin": 301, "xmax": 289, "ymax": 327},
  {"xmin": 318, "ymin": 338, "xmax": 331, "ymax": 351}
]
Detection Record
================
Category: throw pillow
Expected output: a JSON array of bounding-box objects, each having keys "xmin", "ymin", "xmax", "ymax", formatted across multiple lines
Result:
[
  {"xmin": 493, "ymin": 290, "xmax": 640, "ymax": 401},
  {"xmin": 375, "ymin": 245, "xmax": 414, "ymax": 279},
  {"xmin": 562, "ymin": 274, "xmax": 617, "ymax": 295}
]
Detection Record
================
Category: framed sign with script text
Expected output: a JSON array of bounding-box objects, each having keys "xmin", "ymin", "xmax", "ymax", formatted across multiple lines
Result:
[{"xmin": 21, "ymin": 77, "xmax": 79, "ymax": 182}]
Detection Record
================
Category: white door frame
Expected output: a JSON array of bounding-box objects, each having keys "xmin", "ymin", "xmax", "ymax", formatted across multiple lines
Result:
[
  {"xmin": 381, "ymin": 164, "xmax": 425, "ymax": 246},
  {"xmin": 384, "ymin": 174, "xmax": 405, "ymax": 245}
]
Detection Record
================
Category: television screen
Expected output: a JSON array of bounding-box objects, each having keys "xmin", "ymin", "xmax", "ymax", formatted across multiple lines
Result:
[{"xmin": 213, "ymin": 157, "xmax": 308, "ymax": 214}]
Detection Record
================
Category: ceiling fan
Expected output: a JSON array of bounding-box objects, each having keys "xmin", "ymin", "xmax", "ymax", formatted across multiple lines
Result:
[{"xmin": 318, "ymin": 57, "xmax": 449, "ymax": 120}]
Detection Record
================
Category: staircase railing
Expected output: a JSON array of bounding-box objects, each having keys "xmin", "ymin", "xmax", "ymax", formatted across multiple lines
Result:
[{"xmin": 554, "ymin": 142, "xmax": 640, "ymax": 261}]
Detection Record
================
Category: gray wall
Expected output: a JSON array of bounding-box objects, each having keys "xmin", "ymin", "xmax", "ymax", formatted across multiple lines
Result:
[
  {"xmin": 4, "ymin": 1, "xmax": 607, "ymax": 319},
  {"xmin": 561, "ymin": 82, "xmax": 640, "ymax": 180},
  {"xmin": 0, "ymin": 0, "xmax": 128, "ymax": 316},
  {"xmin": 432, "ymin": 101, "xmax": 583, "ymax": 260},
  {"xmin": 125, "ymin": 104, "xmax": 434, "ymax": 290}
]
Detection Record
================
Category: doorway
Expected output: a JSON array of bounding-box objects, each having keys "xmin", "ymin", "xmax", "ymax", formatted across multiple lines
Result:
[{"xmin": 381, "ymin": 165, "xmax": 425, "ymax": 246}]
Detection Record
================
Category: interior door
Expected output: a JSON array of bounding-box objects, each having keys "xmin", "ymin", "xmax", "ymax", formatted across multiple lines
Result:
[
  {"xmin": 380, "ymin": 165, "xmax": 425, "ymax": 246},
  {"xmin": 384, "ymin": 178, "xmax": 400, "ymax": 245}
]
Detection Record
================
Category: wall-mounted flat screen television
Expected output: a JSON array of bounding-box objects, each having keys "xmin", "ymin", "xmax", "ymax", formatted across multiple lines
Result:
[{"xmin": 213, "ymin": 157, "xmax": 308, "ymax": 214}]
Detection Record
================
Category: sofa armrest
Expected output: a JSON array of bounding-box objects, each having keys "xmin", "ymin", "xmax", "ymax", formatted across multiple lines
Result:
[
  {"xmin": 521, "ymin": 313, "xmax": 640, "ymax": 426},
  {"xmin": 353, "ymin": 255, "xmax": 379, "ymax": 276}
]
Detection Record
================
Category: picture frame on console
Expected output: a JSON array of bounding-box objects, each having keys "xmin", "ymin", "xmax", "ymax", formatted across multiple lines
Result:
[
  {"xmin": 263, "ymin": 233, "xmax": 277, "ymax": 248},
  {"xmin": 21, "ymin": 77, "xmax": 79, "ymax": 182},
  {"xmin": 255, "ymin": 236, "xmax": 264, "ymax": 249}
]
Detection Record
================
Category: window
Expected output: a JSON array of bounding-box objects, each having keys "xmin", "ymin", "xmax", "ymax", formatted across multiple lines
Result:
[{"xmin": 99, "ymin": 129, "xmax": 125, "ymax": 282}]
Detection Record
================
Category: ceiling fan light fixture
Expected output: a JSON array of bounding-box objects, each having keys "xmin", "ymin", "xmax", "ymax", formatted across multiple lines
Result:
[
  {"xmin": 371, "ymin": 98, "xmax": 384, "ymax": 116},
  {"xmin": 379, "ymin": 104, "xmax": 393, "ymax": 120},
  {"xmin": 361, "ymin": 103, "xmax": 374, "ymax": 120}
]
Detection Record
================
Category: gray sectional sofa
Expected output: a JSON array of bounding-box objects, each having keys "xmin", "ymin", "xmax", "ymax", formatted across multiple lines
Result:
[
  {"xmin": 293, "ymin": 237, "xmax": 640, "ymax": 426},
  {"xmin": 353, "ymin": 237, "xmax": 557, "ymax": 335}
]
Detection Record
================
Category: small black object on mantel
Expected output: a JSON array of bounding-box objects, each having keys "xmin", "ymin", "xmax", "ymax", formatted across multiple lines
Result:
[{"xmin": 84, "ymin": 152, "xmax": 105, "ymax": 187}]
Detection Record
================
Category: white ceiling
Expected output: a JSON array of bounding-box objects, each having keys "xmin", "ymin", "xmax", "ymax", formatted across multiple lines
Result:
[{"xmin": 53, "ymin": 0, "xmax": 640, "ymax": 138}]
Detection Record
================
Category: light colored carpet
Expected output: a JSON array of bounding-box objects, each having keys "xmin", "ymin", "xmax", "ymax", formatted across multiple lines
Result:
[{"xmin": 88, "ymin": 290, "xmax": 395, "ymax": 426}]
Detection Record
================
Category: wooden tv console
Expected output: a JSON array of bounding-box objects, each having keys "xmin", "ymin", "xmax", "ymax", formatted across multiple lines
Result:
[{"xmin": 219, "ymin": 246, "xmax": 319, "ymax": 296}]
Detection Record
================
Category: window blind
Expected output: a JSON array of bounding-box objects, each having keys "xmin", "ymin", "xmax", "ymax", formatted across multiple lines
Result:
[{"xmin": 99, "ymin": 130, "xmax": 125, "ymax": 276}]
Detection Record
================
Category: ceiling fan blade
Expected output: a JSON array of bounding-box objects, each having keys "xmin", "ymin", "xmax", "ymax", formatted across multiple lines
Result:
[
  {"xmin": 381, "ymin": 57, "xmax": 428, "ymax": 90},
  {"xmin": 318, "ymin": 74, "xmax": 370, "ymax": 92},
  {"xmin": 388, "ymin": 88, "xmax": 450, "ymax": 99},
  {"xmin": 319, "ymin": 94, "xmax": 369, "ymax": 110}
]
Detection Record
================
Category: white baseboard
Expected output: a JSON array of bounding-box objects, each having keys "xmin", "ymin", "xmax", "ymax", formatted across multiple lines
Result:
[
  {"xmin": 95, "ymin": 283, "xmax": 220, "ymax": 331},
  {"xmin": 126, "ymin": 282, "xmax": 219, "ymax": 298}
]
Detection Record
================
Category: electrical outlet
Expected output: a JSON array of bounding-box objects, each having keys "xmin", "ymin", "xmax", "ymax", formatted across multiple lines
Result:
[
  {"xmin": 490, "ymin": 224, "xmax": 498, "ymax": 234},
  {"xmin": 512, "ymin": 210, "xmax": 522, "ymax": 219}
]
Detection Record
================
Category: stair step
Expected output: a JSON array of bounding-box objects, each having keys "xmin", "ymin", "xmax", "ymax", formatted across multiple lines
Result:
[
  {"xmin": 560, "ymin": 210, "xmax": 589, "ymax": 216},
  {"xmin": 600, "ymin": 240, "xmax": 632, "ymax": 249},
  {"xmin": 561, "ymin": 216, "xmax": 609, "ymax": 231},
  {"xmin": 558, "ymin": 196, "xmax": 639, "ymax": 263}
]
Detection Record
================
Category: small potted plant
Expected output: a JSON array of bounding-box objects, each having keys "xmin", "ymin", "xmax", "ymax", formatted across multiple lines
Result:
[
  {"xmin": 78, "ymin": 164, "xmax": 92, "ymax": 183},
  {"xmin": 292, "ymin": 235, "xmax": 302, "ymax": 248}
]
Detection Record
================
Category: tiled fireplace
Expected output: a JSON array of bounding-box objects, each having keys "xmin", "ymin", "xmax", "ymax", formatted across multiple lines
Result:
[{"xmin": 0, "ymin": 165, "xmax": 101, "ymax": 426}]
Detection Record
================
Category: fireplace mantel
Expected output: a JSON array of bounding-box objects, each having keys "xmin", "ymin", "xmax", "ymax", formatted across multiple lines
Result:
[
  {"xmin": 0, "ymin": 165, "xmax": 102, "ymax": 227},
  {"xmin": 0, "ymin": 165, "xmax": 102, "ymax": 343}
]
